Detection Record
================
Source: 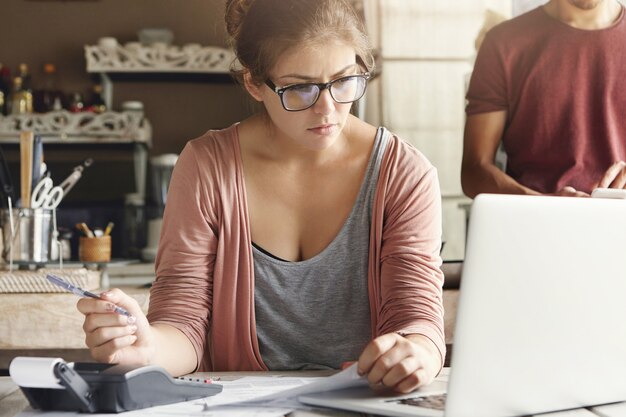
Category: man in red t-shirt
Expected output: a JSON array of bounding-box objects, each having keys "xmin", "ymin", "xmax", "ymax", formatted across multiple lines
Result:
[{"xmin": 462, "ymin": 0, "xmax": 626, "ymax": 198}]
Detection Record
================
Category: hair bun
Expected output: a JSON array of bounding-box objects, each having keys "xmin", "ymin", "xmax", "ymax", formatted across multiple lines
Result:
[{"xmin": 225, "ymin": 0, "xmax": 257, "ymax": 39}]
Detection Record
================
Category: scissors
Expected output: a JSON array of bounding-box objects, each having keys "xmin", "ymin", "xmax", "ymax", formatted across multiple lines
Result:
[
  {"xmin": 30, "ymin": 177, "xmax": 64, "ymax": 209},
  {"xmin": 29, "ymin": 159, "xmax": 93, "ymax": 210},
  {"xmin": 58, "ymin": 158, "xmax": 93, "ymax": 196}
]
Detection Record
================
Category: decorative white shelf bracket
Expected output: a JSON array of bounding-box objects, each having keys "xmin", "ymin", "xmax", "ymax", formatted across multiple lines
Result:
[{"xmin": 85, "ymin": 43, "xmax": 236, "ymax": 73}]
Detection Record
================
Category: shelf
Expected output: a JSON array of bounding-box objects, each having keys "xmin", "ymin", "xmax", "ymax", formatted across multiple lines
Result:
[
  {"xmin": 0, "ymin": 111, "xmax": 151, "ymax": 201},
  {"xmin": 0, "ymin": 110, "xmax": 151, "ymax": 146},
  {"xmin": 85, "ymin": 42, "xmax": 236, "ymax": 74},
  {"xmin": 77, "ymin": 41, "xmax": 236, "ymax": 201},
  {"xmin": 84, "ymin": 41, "xmax": 237, "ymax": 115}
]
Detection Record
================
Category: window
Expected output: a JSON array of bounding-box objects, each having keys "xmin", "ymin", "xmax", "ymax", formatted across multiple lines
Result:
[{"xmin": 363, "ymin": 0, "xmax": 512, "ymax": 259}]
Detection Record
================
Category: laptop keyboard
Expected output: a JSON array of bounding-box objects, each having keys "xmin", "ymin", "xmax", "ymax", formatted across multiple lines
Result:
[{"xmin": 388, "ymin": 393, "xmax": 447, "ymax": 410}]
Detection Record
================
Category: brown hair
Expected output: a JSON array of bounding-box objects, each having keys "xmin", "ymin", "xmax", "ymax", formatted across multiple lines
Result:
[{"xmin": 224, "ymin": 0, "xmax": 374, "ymax": 84}]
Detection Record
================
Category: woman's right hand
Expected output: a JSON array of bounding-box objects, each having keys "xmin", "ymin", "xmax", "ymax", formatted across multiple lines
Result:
[{"xmin": 77, "ymin": 288, "xmax": 156, "ymax": 366}]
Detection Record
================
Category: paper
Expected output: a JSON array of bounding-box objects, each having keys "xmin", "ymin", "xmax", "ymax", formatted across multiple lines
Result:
[
  {"xmin": 159, "ymin": 364, "xmax": 368, "ymax": 414},
  {"xmin": 9, "ymin": 357, "xmax": 65, "ymax": 389},
  {"xmin": 241, "ymin": 363, "xmax": 368, "ymax": 405},
  {"xmin": 536, "ymin": 410, "xmax": 600, "ymax": 417},
  {"xmin": 592, "ymin": 402, "xmax": 626, "ymax": 417}
]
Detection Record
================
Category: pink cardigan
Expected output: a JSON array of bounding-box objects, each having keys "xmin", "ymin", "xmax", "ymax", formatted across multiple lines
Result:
[{"xmin": 148, "ymin": 124, "xmax": 445, "ymax": 371}]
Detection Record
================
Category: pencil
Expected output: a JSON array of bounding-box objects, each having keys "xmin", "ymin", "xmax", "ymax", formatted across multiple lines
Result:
[
  {"xmin": 19, "ymin": 131, "xmax": 34, "ymax": 208},
  {"xmin": 76, "ymin": 222, "xmax": 95, "ymax": 238},
  {"xmin": 104, "ymin": 222, "xmax": 114, "ymax": 236}
]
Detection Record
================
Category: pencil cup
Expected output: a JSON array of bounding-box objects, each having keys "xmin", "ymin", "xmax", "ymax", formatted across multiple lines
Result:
[
  {"xmin": 79, "ymin": 236, "xmax": 111, "ymax": 263},
  {"xmin": 0, "ymin": 208, "xmax": 53, "ymax": 263}
]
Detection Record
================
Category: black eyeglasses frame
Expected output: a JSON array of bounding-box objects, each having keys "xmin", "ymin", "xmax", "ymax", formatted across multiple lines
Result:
[{"xmin": 264, "ymin": 73, "xmax": 371, "ymax": 112}]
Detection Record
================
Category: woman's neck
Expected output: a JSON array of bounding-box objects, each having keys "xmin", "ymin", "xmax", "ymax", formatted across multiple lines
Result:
[{"xmin": 239, "ymin": 113, "xmax": 351, "ymax": 169}]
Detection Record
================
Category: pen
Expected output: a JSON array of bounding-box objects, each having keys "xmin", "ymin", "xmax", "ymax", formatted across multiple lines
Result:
[{"xmin": 46, "ymin": 274, "xmax": 132, "ymax": 317}]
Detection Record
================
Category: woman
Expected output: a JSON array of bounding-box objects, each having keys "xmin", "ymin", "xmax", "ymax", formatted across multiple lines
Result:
[{"xmin": 78, "ymin": 0, "xmax": 445, "ymax": 394}]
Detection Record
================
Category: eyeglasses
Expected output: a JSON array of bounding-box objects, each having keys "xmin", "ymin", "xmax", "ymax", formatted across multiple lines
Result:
[{"xmin": 265, "ymin": 73, "xmax": 371, "ymax": 112}]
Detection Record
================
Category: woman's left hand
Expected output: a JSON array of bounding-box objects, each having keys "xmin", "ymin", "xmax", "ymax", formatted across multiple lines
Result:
[{"xmin": 357, "ymin": 333, "xmax": 442, "ymax": 393}]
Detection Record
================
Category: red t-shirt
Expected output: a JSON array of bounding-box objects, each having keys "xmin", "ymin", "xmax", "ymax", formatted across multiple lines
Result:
[{"xmin": 466, "ymin": 6, "xmax": 626, "ymax": 193}]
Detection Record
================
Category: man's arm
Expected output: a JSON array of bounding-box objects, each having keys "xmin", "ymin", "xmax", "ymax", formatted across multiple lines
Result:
[
  {"xmin": 461, "ymin": 111, "xmax": 589, "ymax": 198},
  {"xmin": 461, "ymin": 111, "xmax": 541, "ymax": 198}
]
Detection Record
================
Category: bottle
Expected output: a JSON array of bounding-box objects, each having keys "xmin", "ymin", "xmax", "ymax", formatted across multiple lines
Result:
[
  {"xmin": 10, "ymin": 76, "xmax": 33, "ymax": 115},
  {"xmin": 17, "ymin": 63, "xmax": 32, "ymax": 93},
  {"xmin": 86, "ymin": 84, "xmax": 106, "ymax": 113},
  {"xmin": 68, "ymin": 92, "xmax": 85, "ymax": 113},
  {"xmin": 122, "ymin": 100, "xmax": 145, "ymax": 128},
  {"xmin": 122, "ymin": 192, "xmax": 146, "ymax": 259},
  {"xmin": 35, "ymin": 63, "xmax": 63, "ymax": 112},
  {"xmin": 0, "ymin": 64, "xmax": 6, "ymax": 116},
  {"xmin": 50, "ymin": 227, "xmax": 73, "ymax": 261},
  {"xmin": 0, "ymin": 64, "xmax": 11, "ymax": 115}
]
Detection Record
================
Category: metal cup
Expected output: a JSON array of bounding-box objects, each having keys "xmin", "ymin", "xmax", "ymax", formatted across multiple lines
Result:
[{"xmin": 1, "ymin": 208, "xmax": 53, "ymax": 263}]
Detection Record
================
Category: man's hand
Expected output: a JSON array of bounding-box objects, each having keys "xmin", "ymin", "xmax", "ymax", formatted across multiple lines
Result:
[
  {"xmin": 551, "ymin": 186, "xmax": 589, "ymax": 197},
  {"xmin": 357, "ymin": 333, "xmax": 441, "ymax": 393},
  {"xmin": 594, "ymin": 161, "xmax": 626, "ymax": 189}
]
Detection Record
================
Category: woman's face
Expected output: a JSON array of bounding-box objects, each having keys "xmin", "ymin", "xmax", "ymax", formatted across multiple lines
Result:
[{"xmin": 252, "ymin": 42, "xmax": 362, "ymax": 152}]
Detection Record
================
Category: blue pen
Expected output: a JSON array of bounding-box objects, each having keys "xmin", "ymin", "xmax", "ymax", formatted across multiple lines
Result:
[{"xmin": 46, "ymin": 274, "xmax": 132, "ymax": 317}]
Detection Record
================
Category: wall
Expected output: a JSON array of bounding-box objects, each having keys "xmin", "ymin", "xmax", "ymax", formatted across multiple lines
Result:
[{"xmin": 2, "ymin": 0, "xmax": 253, "ymax": 155}]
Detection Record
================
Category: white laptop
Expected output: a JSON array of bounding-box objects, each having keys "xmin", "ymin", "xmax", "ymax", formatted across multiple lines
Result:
[{"xmin": 300, "ymin": 194, "xmax": 626, "ymax": 417}]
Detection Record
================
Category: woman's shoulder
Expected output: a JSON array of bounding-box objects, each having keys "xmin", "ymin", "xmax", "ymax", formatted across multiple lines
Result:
[
  {"xmin": 175, "ymin": 123, "xmax": 242, "ymax": 185},
  {"xmin": 381, "ymin": 128, "xmax": 435, "ymax": 176},
  {"xmin": 346, "ymin": 118, "xmax": 434, "ymax": 177},
  {"xmin": 184, "ymin": 123, "xmax": 240, "ymax": 158},
  {"xmin": 376, "ymin": 129, "xmax": 440, "ymax": 207}
]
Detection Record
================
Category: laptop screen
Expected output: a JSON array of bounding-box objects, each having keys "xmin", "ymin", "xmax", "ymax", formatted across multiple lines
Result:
[{"xmin": 447, "ymin": 194, "xmax": 626, "ymax": 417}]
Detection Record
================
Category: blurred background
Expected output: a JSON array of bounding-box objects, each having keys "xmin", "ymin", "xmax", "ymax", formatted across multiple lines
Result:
[{"xmin": 0, "ymin": 0, "xmax": 542, "ymax": 265}]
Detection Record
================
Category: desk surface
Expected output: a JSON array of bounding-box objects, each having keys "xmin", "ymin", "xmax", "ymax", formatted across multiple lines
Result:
[{"xmin": 1, "ymin": 370, "xmax": 623, "ymax": 417}]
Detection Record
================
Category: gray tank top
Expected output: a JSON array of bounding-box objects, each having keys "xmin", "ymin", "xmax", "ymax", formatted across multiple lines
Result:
[{"xmin": 253, "ymin": 128, "xmax": 389, "ymax": 370}]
